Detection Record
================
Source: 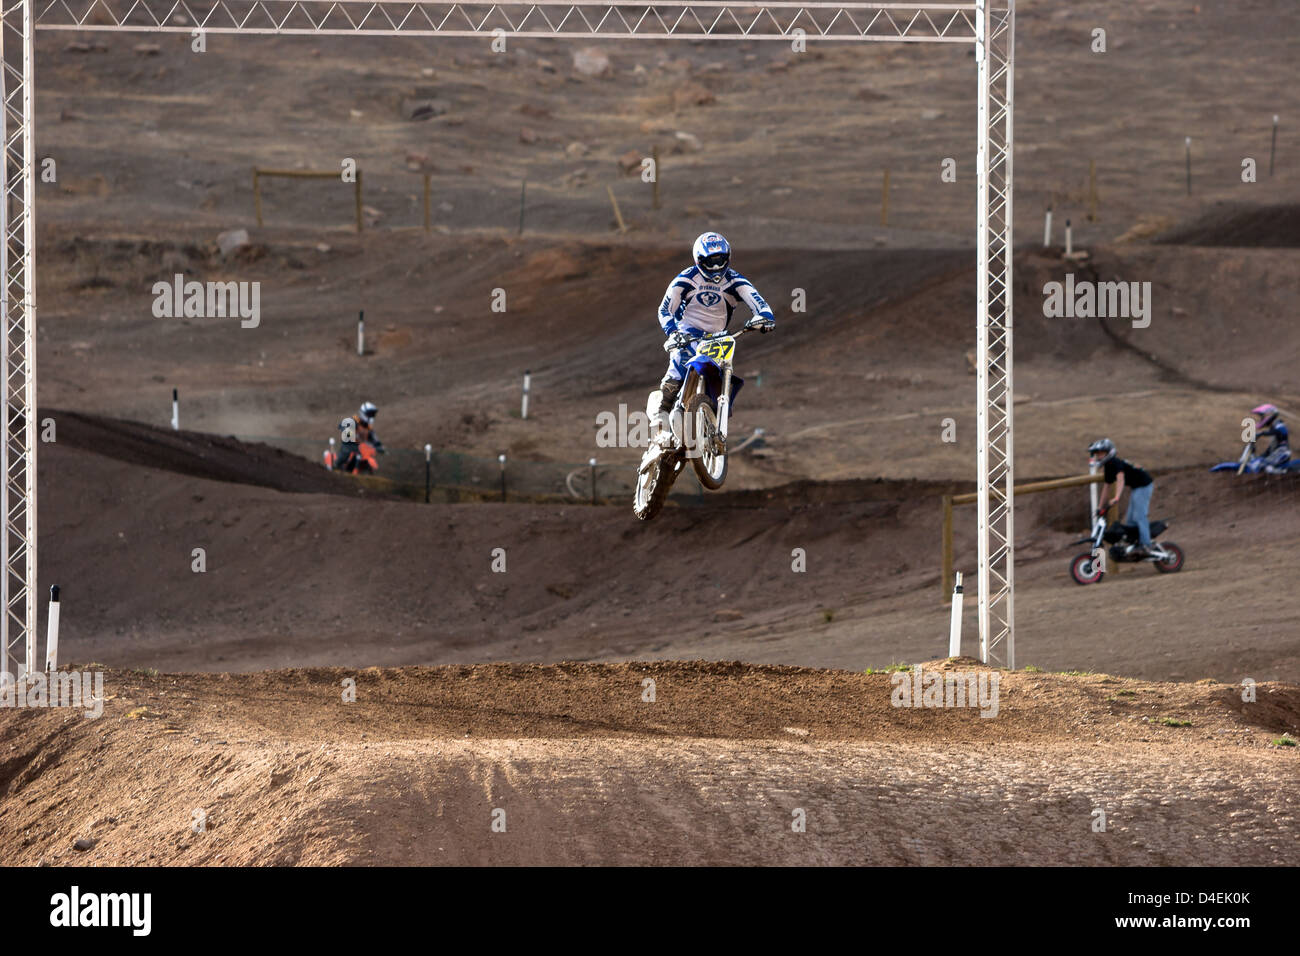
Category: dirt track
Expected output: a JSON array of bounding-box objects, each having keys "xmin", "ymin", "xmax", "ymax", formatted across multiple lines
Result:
[
  {"xmin": 30, "ymin": 410, "xmax": 1300, "ymax": 681},
  {"xmin": 1, "ymin": 661, "xmax": 1295, "ymax": 866}
]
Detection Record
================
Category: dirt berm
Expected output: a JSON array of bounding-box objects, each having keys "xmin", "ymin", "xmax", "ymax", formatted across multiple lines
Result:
[{"xmin": 0, "ymin": 661, "xmax": 1295, "ymax": 866}]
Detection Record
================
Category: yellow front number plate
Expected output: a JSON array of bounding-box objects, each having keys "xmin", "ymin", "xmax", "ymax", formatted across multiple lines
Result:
[{"xmin": 698, "ymin": 337, "xmax": 735, "ymax": 362}]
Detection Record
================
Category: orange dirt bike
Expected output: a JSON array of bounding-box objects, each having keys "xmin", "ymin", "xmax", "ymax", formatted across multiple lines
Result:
[
  {"xmin": 324, "ymin": 441, "xmax": 381, "ymax": 474},
  {"xmin": 633, "ymin": 325, "xmax": 763, "ymax": 521}
]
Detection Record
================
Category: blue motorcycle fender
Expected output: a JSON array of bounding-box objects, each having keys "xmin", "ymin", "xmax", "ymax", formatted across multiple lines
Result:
[
  {"xmin": 1210, "ymin": 458, "xmax": 1265, "ymax": 473},
  {"xmin": 685, "ymin": 354, "xmax": 744, "ymax": 408}
]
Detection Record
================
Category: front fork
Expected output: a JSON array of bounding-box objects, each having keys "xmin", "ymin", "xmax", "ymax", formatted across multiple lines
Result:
[
  {"xmin": 716, "ymin": 366, "xmax": 732, "ymax": 448},
  {"xmin": 672, "ymin": 367, "xmax": 730, "ymax": 458}
]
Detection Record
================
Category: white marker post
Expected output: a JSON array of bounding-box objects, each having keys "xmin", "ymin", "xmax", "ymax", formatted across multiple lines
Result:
[
  {"xmin": 170, "ymin": 388, "xmax": 179, "ymax": 430},
  {"xmin": 425, "ymin": 443, "xmax": 433, "ymax": 503},
  {"xmin": 1043, "ymin": 206, "xmax": 1053, "ymax": 247},
  {"xmin": 357, "ymin": 310, "xmax": 365, "ymax": 356},
  {"xmin": 1271, "ymin": 115, "xmax": 1279, "ymax": 177},
  {"xmin": 521, "ymin": 370, "xmax": 531, "ymax": 420},
  {"xmin": 44, "ymin": 585, "xmax": 60, "ymax": 673},
  {"xmin": 948, "ymin": 571, "xmax": 964, "ymax": 658},
  {"xmin": 498, "ymin": 453, "xmax": 507, "ymax": 502},
  {"xmin": 1064, "ymin": 219, "xmax": 1073, "ymax": 258},
  {"xmin": 1089, "ymin": 461, "xmax": 1100, "ymax": 527},
  {"xmin": 589, "ymin": 457, "xmax": 597, "ymax": 505}
]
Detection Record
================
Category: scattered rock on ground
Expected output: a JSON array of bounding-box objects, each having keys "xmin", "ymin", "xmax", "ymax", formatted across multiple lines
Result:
[
  {"xmin": 572, "ymin": 48, "xmax": 611, "ymax": 77},
  {"xmin": 400, "ymin": 98, "xmax": 450, "ymax": 121},
  {"xmin": 673, "ymin": 83, "xmax": 716, "ymax": 109},
  {"xmin": 217, "ymin": 229, "xmax": 249, "ymax": 257},
  {"xmin": 673, "ymin": 131, "xmax": 702, "ymax": 153}
]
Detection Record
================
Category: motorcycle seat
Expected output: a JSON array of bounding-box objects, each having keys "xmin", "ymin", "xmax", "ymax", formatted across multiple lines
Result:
[{"xmin": 1111, "ymin": 519, "xmax": 1168, "ymax": 539}]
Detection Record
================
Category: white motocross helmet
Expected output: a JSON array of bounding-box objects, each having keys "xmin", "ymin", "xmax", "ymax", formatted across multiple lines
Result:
[{"xmin": 692, "ymin": 232, "xmax": 731, "ymax": 282}]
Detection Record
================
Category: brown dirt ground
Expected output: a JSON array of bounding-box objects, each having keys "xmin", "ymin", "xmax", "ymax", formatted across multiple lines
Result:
[
  {"xmin": 1, "ymin": 661, "xmax": 1295, "ymax": 866},
  {"xmin": 32, "ymin": 420, "xmax": 1300, "ymax": 683}
]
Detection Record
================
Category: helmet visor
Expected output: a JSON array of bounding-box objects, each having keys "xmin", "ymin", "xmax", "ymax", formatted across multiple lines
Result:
[{"xmin": 700, "ymin": 253, "xmax": 729, "ymax": 274}]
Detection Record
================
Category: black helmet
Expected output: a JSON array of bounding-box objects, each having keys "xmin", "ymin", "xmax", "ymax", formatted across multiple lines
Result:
[
  {"xmin": 1088, "ymin": 438, "xmax": 1116, "ymax": 462},
  {"xmin": 359, "ymin": 401, "xmax": 378, "ymax": 425}
]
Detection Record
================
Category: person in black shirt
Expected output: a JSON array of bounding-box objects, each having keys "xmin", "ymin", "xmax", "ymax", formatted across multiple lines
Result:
[{"xmin": 1089, "ymin": 438, "xmax": 1160, "ymax": 557}]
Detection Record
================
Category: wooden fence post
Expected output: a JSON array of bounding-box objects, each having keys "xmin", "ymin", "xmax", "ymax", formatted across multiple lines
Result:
[
  {"xmin": 423, "ymin": 173, "xmax": 432, "ymax": 232},
  {"xmin": 355, "ymin": 169, "xmax": 364, "ymax": 233}
]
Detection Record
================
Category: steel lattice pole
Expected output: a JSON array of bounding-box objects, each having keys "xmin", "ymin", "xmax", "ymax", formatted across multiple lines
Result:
[
  {"xmin": 0, "ymin": 0, "xmax": 36, "ymax": 681},
  {"xmin": 975, "ymin": 0, "xmax": 1014, "ymax": 667}
]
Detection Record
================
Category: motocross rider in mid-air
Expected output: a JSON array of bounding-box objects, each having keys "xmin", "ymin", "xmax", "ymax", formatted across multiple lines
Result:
[{"xmin": 647, "ymin": 232, "xmax": 775, "ymax": 446}]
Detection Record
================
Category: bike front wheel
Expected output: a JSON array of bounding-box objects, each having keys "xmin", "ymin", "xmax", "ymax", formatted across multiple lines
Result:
[
  {"xmin": 684, "ymin": 386, "xmax": 727, "ymax": 490},
  {"xmin": 1069, "ymin": 552, "xmax": 1105, "ymax": 585}
]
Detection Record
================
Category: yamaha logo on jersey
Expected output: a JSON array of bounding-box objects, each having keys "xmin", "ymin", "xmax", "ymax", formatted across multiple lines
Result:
[{"xmin": 697, "ymin": 291, "xmax": 722, "ymax": 307}]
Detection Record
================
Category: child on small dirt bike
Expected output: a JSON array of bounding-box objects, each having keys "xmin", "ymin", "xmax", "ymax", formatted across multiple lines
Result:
[
  {"xmin": 1089, "ymin": 438, "xmax": 1163, "ymax": 558},
  {"xmin": 1251, "ymin": 403, "xmax": 1291, "ymax": 473},
  {"xmin": 648, "ymin": 232, "xmax": 775, "ymax": 438}
]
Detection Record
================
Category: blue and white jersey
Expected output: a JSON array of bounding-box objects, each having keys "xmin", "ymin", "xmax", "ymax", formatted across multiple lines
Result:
[{"xmin": 657, "ymin": 266, "xmax": 774, "ymax": 336}]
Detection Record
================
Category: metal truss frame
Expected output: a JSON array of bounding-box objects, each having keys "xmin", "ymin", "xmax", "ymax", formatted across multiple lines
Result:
[{"xmin": 0, "ymin": 0, "xmax": 1014, "ymax": 676}]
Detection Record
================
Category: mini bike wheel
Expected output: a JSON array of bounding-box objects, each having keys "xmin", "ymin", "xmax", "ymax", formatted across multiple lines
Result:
[
  {"xmin": 1153, "ymin": 542, "xmax": 1185, "ymax": 573},
  {"xmin": 1070, "ymin": 552, "xmax": 1105, "ymax": 585}
]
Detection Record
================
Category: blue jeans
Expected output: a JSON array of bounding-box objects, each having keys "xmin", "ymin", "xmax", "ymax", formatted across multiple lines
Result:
[{"xmin": 1124, "ymin": 483, "xmax": 1153, "ymax": 547}]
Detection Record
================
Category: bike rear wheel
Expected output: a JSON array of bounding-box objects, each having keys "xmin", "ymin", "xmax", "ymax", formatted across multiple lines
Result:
[
  {"xmin": 633, "ymin": 452, "xmax": 681, "ymax": 521},
  {"xmin": 1153, "ymin": 542, "xmax": 1185, "ymax": 573}
]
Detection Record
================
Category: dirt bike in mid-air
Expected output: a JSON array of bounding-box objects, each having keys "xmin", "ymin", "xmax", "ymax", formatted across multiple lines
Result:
[
  {"xmin": 1068, "ymin": 513, "xmax": 1185, "ymax": 585},
  {"xmin": 633, "ymin": 325, "xmax": 763, "ymax": 521}
]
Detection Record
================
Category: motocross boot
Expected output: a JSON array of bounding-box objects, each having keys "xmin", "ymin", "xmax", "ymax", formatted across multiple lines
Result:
[
  {"xmin": 657, "ymin": 378, "xmax": 681, "ymax": 413},
  {"xmin": 648, "ymin": 379, "xmax": 682, "ymax": 451}
]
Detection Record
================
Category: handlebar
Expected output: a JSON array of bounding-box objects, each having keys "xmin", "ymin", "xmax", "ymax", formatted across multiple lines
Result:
[{"xmin": 666, "ymin": 324, "xmax": 763, "ymax": 352}]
